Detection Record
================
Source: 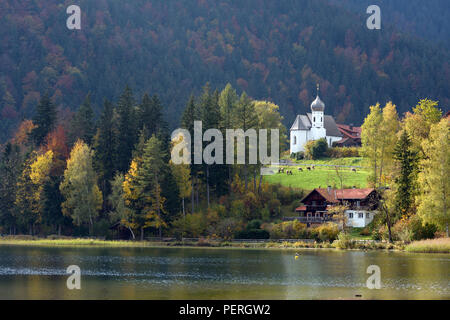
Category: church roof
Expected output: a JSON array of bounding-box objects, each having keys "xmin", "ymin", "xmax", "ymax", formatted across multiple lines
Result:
[
  {"xmin": 290, "ymin": 113, "xmax": 342, "ymax": 137},
  {"xmin": 311, "ymin": 95, "xmax": 325, "ymax": 112}
]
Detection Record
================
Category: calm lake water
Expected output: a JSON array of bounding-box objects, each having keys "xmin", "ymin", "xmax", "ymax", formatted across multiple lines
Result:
[{"xmin": 0, "ymin": 246, "xmax": 448, "ymax": 299}]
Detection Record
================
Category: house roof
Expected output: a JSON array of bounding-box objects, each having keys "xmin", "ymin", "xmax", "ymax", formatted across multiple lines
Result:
[
  {"xmin": 336, "ymin": 124, "xmax": 361, "ymax": 139},
  {"xmin": 302, "ymin": 188, "xmax": 376, "ymax": 203},
  {"xmin": 290, "ymin": 113, "xmax": 342, "ymax": 138}
]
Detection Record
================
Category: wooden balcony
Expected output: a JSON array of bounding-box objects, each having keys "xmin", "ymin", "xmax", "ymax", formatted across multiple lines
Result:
[{"xmin": 283, "ymin": 216, "xmax": 334, "ymax": 223}]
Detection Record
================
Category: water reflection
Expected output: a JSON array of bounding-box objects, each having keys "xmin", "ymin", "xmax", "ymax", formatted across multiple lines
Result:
[{"xmin": 0, "ymin": 246, "xmax": 448, "ymax": 299}]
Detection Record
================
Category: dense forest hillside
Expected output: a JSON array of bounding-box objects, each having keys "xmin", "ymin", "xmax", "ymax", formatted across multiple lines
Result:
[
  {"xmin": 331, "ymin": 0, "xmax": 450, "ymax": 48},
  {"xmin": 0, "ymin": 0, "xmax": 449, "ymax": 141}
]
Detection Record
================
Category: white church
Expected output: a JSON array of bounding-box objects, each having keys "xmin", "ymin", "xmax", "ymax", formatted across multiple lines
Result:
[{"xmin": 290, "ymin": 86, "xmax": 342, "ymax": 153}]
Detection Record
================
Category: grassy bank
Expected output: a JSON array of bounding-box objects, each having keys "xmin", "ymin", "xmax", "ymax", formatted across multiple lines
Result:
[
  {"xmin": 0, "ymin": 237, "xmax": 156, "ymax": 248},
  {"xmin": 405, "ymin": 238, "xmax": 450, "ymax": 253},
  {"xmin": 0, "ymin": 236, "xmax": 398, "ymax": 251},
  {"xmin": 2, "ymin": 236, "xmax": 448, "ymax": 253}
]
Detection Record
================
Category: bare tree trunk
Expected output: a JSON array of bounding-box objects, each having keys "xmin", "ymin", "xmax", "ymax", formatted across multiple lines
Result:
[
  {"xmin": 206, "ymin": 166, "xmax": 210, "ymax": 207},
  {"xmin": 196, "ymin": 181, "xmax": 199, "ymax": 206},
  {"xmin": 244, "ymin": 164, "xmax": 248, "ymax": 191},
  {"xmin": 128, "ymin": 226, "xmax": 135, "ymax": 240},
  {"xmin": 182, "ymin": 197, "xmax": 186, "ymax": 239},
  {"xmin": 140, "ymin": 226, "xmax": 144, "ymax": 241},
  {"xmin": 191, "ymin": 178, "xmax": 195, "ymax": 214},
  {"xmin": 383, "ymin": 204, "xmax": 393, "ymax": 243},
  {"xmin": 258, "ymin": 174, "xmax": 263, "ymax": 194}
]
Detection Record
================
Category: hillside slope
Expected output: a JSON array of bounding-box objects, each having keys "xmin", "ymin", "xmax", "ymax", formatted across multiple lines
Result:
[{"xmin": 0, "ymin": 0, "xmax": 448, "ymax": 141}]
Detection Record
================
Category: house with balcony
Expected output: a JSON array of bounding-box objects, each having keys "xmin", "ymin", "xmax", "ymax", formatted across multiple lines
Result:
[{"xmin": 290, "ymin": 187, "xmax": 379, "ymax": 227}]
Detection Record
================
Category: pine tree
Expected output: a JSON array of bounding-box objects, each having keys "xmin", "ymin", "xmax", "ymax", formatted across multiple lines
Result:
[
  {"xmin": 139, "ymin": 136, "xmax": 167, "ymax": 238},
  {"xmin": 137, "ymin": 94, "xmax": 164, "ymax": 138},
  {"xmin": 170, "ymin": 135, "xmax": 192, "ymax": 223},
  {"xmin": 124, "ymin": 135, "xmax": 167, "ymax": 240},
  {"xmin": 392, "ymin": 130, "xmax": 419, "ymax": 219},
  {"xmin": 42, "ymin": 176, "xmax": 65, "ymax": 235},
  {"xmin": 108, "ymin": 173, "xmax": 136, "ymax": 239},
  {"xmin": 234, "ymin": 92, "xmax": 258, "ymax": 191},
  {"xmin": 71, "ymin": 94, "xmax": 95, "ymax": 145},
  {"xmin": 219, "ymin": 84, "xmax": 238, "ymax": 188},
  {"xmin": 115, "ymin": 85, "xmax": 137, "ymax": 173},
  {"xmin": 93, "ymin": 100, "xmax": 116, "ymax": 197},
  {"xmin": 181, "ymin": 95, "xmax": 200, "ymax": 213},
  {"xmin": 0, "ymin": 143, "xmax": 21, "ymax": 234},
  {"xmin": 31, "ymin": 93, "xmax": 57, "ymax": 146},
  {"xmin": 198, "ymin": 85, "xmax": 222, "ymax": 205}
]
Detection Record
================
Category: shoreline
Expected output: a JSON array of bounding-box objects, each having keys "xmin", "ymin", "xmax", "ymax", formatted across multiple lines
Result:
[{"xmin": 0, "ymin": 237, "xmax": 448, "ymax": 253}]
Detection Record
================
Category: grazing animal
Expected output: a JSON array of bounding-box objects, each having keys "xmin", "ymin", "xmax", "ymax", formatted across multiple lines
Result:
[
  {"xmin": 298, "ymin": 167, "xmax": 303, "ymax": 171},
  {"xmin": 311, "ymin": 165, "xmax": 315, "ymax": 170},
  {"xmin": 352, "ymin": 168, "xmax": 357, "ymax": 172},
  {"xmin": 307, "ymin": 167, "xmax": 311, "ymax": 171}
]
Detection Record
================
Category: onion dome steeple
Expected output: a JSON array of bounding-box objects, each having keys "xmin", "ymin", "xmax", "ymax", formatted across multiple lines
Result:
[{"xmin": 311, "ymin": 83, "xmax": 325, "ymax": 112}]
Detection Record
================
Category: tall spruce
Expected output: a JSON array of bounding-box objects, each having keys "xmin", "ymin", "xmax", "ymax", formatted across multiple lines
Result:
[
  {"xmin": 115, "ymin": 85, "xmax": 137, "ymax": 173},
  {"xmin": 71, "ymin": 94, "xmax": 95, "ymax": 145},
  {"xmin": 93, "ymin": 100, "xmax": 116, "ymax": 197},
  {"xmin": 31, "ymin": 93, "xmax": 57, "ymax": 146},
  {"xmin": 198, "ymin": 85, "xmax": 222, "ymax": 206},
  {"xmin": 181, "ymin": 95, "xmax": 199, "ymax": 213},
  {"xmin": 234, "ymin": 92, "xmax": 258, "ymax": 191},
  {"xmin": 392, "ymin": 130, "xmax": 419, "ymax": 218}
]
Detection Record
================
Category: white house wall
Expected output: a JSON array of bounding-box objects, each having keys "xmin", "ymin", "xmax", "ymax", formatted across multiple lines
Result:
[{"xmin": 345, "ymin": 210, "xmax": 376, "ymax": 228}]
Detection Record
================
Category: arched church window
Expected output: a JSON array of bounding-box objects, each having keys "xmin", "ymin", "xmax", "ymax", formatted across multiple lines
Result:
[
  {"xmin": 313, "ymin": 117, "xmax": 316, "ymax": 122},
  {"xmin": 294, "ymin": 136, "xmax": 297, "ymax": 144}
]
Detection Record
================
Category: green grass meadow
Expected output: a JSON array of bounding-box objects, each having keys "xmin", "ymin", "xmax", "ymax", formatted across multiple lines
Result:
[{"xmin": 264, "ymin": 157, "xmax": 369, "ymax": 190}]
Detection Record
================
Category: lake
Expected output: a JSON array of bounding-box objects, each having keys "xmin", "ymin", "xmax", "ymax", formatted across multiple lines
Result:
[{"xmin": 0, "ymin": 246, "xmax": 448, "ymax": 299}]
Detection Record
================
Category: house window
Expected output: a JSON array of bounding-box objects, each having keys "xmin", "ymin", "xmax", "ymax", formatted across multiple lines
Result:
[
  {"xmin": 356, "ymin": 201, "xmax": 361, "ymax": 207},
  {"xmin": 348, "ymin": 212, "xmax": 353, "ymax": 219},
  {"xmin": 321, "ymin": 117, "xmax": 322, "ymax": 122},
  {"xmin": 366, "ymin": 213, "xmax": 370, "ymax": 219},
  {"xmin": 312, "ymin": 201, "xmax": 316, "ymax": 206},
  {"xmin": 358, "ymin": 213, "xmax": 363, "ymax": 219},
  {"xmin": 294, "ymin": 136, "xmax": 297, "ymax": 145},
  {"xmin": 313, "ymin": 117, "xmax": 316, "ymax": 123}
]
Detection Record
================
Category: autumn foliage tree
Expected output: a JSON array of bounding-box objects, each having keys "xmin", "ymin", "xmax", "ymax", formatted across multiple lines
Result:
[{"xmin": 60, "ymin": 140, "xmax": 103, "ymax": 235}]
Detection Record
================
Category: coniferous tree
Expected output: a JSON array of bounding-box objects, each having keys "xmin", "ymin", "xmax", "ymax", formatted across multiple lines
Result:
[
  {"xmin": 181, "ymin": 95, "xmax": 200, "ymax": 213},
  {"xmin": 42, "ymin": 176, "xmax": 65, "ymax": 235},
  {"xmin": 234, "ymin": 92, "xmax": 258, "ymax": 191},
  {"xmin": 0, "ymin": 143, "xmax": 21, "ymax": 234},
  {"xmin": 31, "ymin": 93, "xmax": 57, "ymax": 146},
  {"xmin": 198, "ymin": 85, "xmax": 222, "ymax": 206},
  {"xmin": 124, "ymin": 135, "xmax": 167, "ymax": 240},
  {"xmin": 93, "ymin": 100, "xmax": 116, "ymax": 197},
  {"xmin": 71, "ymin": 94, "xmax": 95, "ymax": 145},
  {"xmin": 218, "ymin": 84, "xmax": 238, "ymax": 188},
  {"xmin": 115, "ymin": 85, "xmax": 137, "ymax": 173},
  {"xmin": 392, "ymin": 130, "xmax": 419, "ymax": 219}
]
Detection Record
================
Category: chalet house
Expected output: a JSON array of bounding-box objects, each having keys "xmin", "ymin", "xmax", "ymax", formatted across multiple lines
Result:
[
  {"xmin": 291, "ymin": 187, "xmax": 379, "ymax": 227},
  {"xmin": 334, "ymin": 124, "xmax": 362, "ymax": 147}
]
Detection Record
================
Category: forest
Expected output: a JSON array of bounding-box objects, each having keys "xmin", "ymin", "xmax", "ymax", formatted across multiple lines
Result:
[
  {"xmin": 0, "ymin": 83, "xmax": 300, "ymax": 240},
  {"xmin": 0, "ymin": 0, "xmax": 449, "ymax": 142}
]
